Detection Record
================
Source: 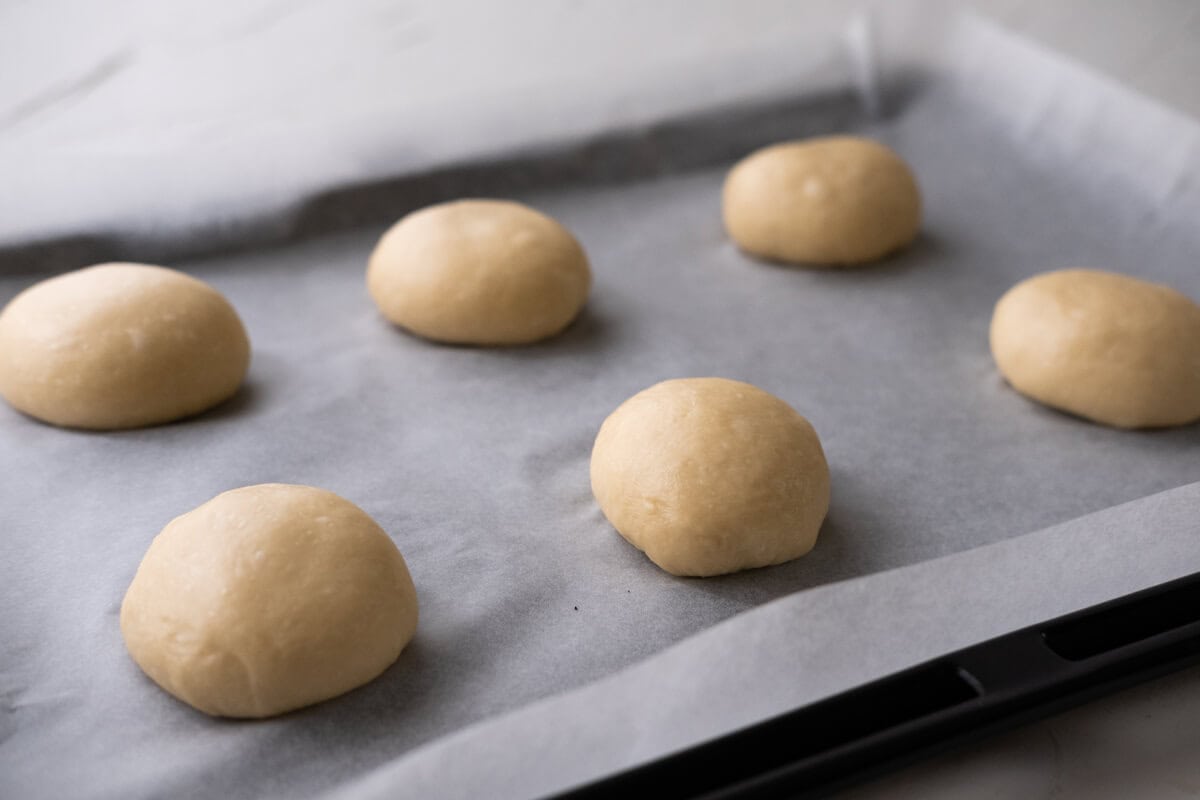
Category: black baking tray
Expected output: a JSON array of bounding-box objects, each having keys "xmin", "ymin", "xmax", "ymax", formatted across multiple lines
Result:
[{"xmin": 552, "ymin": 570, "xmax": 1200, "ymax": 798}]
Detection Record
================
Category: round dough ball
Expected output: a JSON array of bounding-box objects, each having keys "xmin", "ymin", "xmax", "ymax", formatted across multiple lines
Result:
[
  {"xmin": 590, "ymin": 378, "xmax": 831, "ymax": 577},
  {"xmin": 0, "ymin": 263, "xmax": 250, "ymax": 430},
  {"xmin": 722, "ymin": 135, "xmax": 921, "ymax": 265},
  {"xmin": 120, "ymin": 484, "xmax": 419, "ymax": 718},
  {"xmin": 367, "ymin": 199, "xmax": 591, "ymax": 345},
  {"xmin": 990, "ymin": 269, "xmax": 1200, "ymax": 429}
]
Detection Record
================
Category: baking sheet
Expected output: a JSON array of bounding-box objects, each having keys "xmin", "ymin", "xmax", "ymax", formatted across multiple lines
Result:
[
  {"xmin": 341, "ymin": 482, "xmax": 1200, "ymax": 800},
  {"xmin": 2, "ymin": 13, "xmax": 1200, "ymax": 800}
]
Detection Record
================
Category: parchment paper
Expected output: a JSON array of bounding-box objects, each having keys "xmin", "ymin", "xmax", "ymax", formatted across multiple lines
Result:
[{"xmin": 2, "ymin": 14, "xmax": 1199, "ymax": 800}]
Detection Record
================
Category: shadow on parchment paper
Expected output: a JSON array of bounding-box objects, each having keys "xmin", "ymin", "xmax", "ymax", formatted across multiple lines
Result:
[
  {"xmin": 0, "ymin": 233, "xmax": 126, "ymax": 279},
  {"xmin": 1139, "ymin": 419, "xmax": 1200, "ymax": 444},
  {"xmin": 10, "ymin": 377, "xmax": 271, "ymax": 439},
  {"xmin": 0, "ymin": 75, "xmax": 932, "ymax": 276},
  {"xmin": 280, "ymin": 636, "xmax": 450, "ymax": 734},
  {"xmin": 124, "ymin": 377, "xmax": 268, "ymax": 432},
  {"xmin": 733, "ymin": 229, "xmax": 948, "ymax": 281},
  {"xmin": 0, "ymin": 72, "xmax": 932, "ymax": 276},
  {"xmin": 501, "ymin": 304, "xmax": 619, "ymax": 359},
  {"xmin": 684, "ymin": 468, "xmax": 880, "ymax": 608},
  {"xmin": 286, "ymin": 71, "xmax": 928, "ymax": 246},
  {"xmin": 389, "ymin": 302, "xmax": 620, "ymax": 361},
  {"xmin": 161, "ymin": 637, "xmax": 455, "ymax": 772},
  {"xmin": 120, "ymin": 353, "xmax": 287, "ymax": 435},
  {"xmin": 993, "ymin": 371, "xmax": 1200, "ymax": 447},
  {"xmin": 191, "ymin": 379, "xmax": 268, "ymax": 425},
  {"xmin": 684, "ymin": 516, "xmax": 871, "ymax": 608},
  {"xmin": 287, "ymin": 89, "xmax": 868, "ymax": 241},
  {"xmin": 272, "ymin": 598, "xmax": 563, "ymax": 757},
  {"xmin": 519, "ymin": 428, "xmax": 596, "ymax": 502}
]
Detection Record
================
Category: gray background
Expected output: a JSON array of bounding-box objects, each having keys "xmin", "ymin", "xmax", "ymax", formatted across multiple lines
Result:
[{"xmin": 2, "ymin": 3, "xmax": 1200, "ymax": 798}]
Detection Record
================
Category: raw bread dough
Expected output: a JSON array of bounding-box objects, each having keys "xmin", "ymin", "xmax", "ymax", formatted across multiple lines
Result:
[
  {"xmin": 0, "ymin": 262, "xmax": 250, "ymax": 429},
  {"xmin": 120, "ymin": 484, "xmax": 419, "ymax": 718},
  {"xmin": 367, "ymin": 199, "xmax": 591, "ymax": 345},
  {"xmin": 590, "ymin": 378, "xmax": 830, "ymax": 577},
  {"xmin": 722, "ymin": 135, "xmax": 921, "ymax": 265},
  {"xmin": 990, "ymin": 269, "xmax": 1200, "ymax": 429}
]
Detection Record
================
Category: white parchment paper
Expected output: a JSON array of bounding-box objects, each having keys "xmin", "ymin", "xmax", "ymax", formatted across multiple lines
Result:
[{"xmin": 1, "ymin": 14, "xmax": 1198, "ymax": 800}]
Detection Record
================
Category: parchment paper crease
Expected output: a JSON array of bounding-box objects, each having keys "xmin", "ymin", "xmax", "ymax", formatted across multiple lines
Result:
[{"xmin": 1, "ymin": 14, "xmax": 1198, "ymax": 800}]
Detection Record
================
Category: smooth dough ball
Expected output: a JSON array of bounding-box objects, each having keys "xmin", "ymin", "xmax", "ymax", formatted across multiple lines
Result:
[
  {"xmin": 367, "ymin": 199, "xmax": 591, "ymax": 345},
  {"xmin": 0, "ymin": 263, "xmax": 250, "ymax": 430},
  {"xmin": 722, "ymin": 135, "xmax": 921, "ymax": 265},
  {"xmin": 590, "ymin": 378, "xmax": 831, "ymax": 577},
  {"xmin": 120, "ymin": 484, "xmax": 419, "ymax": 718},
  {"xmin": 990, "ymin": 269, "xmax": 1200, "ymax": 429}
]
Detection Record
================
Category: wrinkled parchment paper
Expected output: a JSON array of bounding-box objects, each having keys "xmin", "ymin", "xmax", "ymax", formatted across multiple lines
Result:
[{"xmin": 2, "ymin": 14, "xmax": 1198, "ymax": 800}]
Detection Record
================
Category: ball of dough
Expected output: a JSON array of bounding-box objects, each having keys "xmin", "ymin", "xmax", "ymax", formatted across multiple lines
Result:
[
  {"xmin": 120, "ymin": 484, "xmax": 419, "ymax": 718},
  {"xmin": 0, "ymin": 263, "xmax": 250, "ymax": 430},
  {"xmin": 722, "ymin": 135, "xmax": 921, "ymax": 265},
  {"xmin": 990, "ymin": 269, "xmax": 1200, "ymax": 429},
  {"xmin": 367, "ymin": 199, "xmax": 591, "ymax": 345},
  {"xmin": 590, "ymin": 378, "xmax": 831, "ymax": 577}
]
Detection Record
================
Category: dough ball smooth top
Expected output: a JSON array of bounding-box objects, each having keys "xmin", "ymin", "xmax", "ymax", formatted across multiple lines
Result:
[
  {"xmin": 590, "ymin": 378, "xmax": 831, "ymax": 577},
  {"xmin": 722, "ymin": 135, "xmax": 921, "ymax": 265},
  {"xmin": 990, "ymin": 269, "xmax": 1200, "ymax": 429},
  {"xmin": 120, "ymin": 484, "xmax": 419, "ymax": 718},
  {"xmin": 0, "ymin": 263, "xmax": 250, "ymax": 430},
  {"xmin": 367, "ymin": 199, "xmax": 592, "ymax": 345}
]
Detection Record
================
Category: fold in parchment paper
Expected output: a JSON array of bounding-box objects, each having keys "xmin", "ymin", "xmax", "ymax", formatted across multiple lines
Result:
[{"xmin": 1, "ymin": 13, "xmax": 1198, "ymax": 800}]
